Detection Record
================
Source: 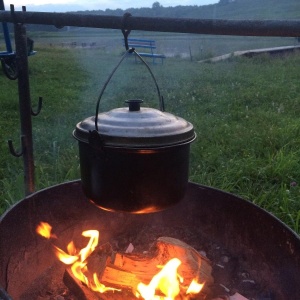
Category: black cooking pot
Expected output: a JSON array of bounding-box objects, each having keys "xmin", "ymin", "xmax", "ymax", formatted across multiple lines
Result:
[
  {"xmin": 73, "ymin": 99, "xmax": 196, "ymax": 213},
  {"xmin": 73, "ymin": 51, "xmax": 195, "ymax": 213}
]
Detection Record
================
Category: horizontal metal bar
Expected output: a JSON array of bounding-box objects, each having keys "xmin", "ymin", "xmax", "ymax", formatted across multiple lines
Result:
[{"xmin": 0, "ymin": 10, "xmax": 300, "ymax": 37}]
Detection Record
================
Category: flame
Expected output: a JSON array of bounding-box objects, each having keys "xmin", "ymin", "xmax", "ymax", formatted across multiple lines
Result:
[
  {"xmin": 36, "ymin": 222, "xmax": 118, "ymax": 294},
  {"xmin": 36, "ymin": 222, "xmax": 204, "ymax": 299},
  {"xmin": 67, "ymin": 241, "xmax": 77, "ymax": 255},
  {"xmin": 186, "ymin": 279, "xmax": 205, "ymax": 295},
  {"xmin": 137, "ymin": 258, "xmax": 181, "ymax": 299},
  {"xmin": 91, "ymin": 201, "xmax": 160, "ymax": 214},
  {"xmin": 54, "ymin": 229, "xmax": 119, "ymax": 292},
  {"xmin": 53, "ymin": 245, "xmax": 78, "ymax": 265},
  {"xmin": 79, "ymin": 230, "xmax": 99, "ymax": 261},
  {"xmin": 71, "ymin": 261, "xmax": 89, "ymax": 285},
  {"xmin": 133, "ymin": 206, "xmax": 161, "ymax": 214},
  {"xmin": 36, "ymin": 222, "xmax": 57, "ymax": 239},
  {"xmin": 136, "ymin": 258, "xmax": 204, "ymax": 300},
  {"xmin": 91, "ymin": 273, "xmax": 121, "ymax": 293}
]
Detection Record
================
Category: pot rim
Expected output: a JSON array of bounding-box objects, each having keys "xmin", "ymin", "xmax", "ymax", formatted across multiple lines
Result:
[{"xmin": 73, "ymin": 131, "xmax": 197, "ymax": 149}]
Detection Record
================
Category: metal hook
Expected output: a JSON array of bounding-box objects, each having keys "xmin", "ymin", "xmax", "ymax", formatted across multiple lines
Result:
[
  {"xmin": 31, "ymin": 96, "xmax": 43, "ymax": 116},
  {"xmin": 10, "ymin": 4, "xmax": 16, "ymax": 23},
  {"xmin": 8, "ymin": 135, "xmax": 25, "ymax": 157},
  {"xmin": 54, "ymin": 13, "xmax": 64, "ymax": 29},
  {"xmin": 121, "ymin": 12, "xmax": 132, "ymax": 51}
]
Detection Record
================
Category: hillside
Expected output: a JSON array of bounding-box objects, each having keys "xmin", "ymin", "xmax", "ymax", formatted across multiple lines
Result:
[
  {"xmin": 23, "ymin": 0, "xmax": 299, "ymax": 32},
  {"xmin": 81, "ymin": 0, "xmax": 300, "ymax": 20}
]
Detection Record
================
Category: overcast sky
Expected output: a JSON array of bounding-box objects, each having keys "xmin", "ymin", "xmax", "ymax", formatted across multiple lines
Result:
[{"xmin": 6, "ymin": 0, "xmax": 218, "ymax": 12}]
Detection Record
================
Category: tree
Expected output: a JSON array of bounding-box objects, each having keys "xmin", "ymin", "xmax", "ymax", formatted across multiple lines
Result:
[
  {"xmin": 152, "ymin": 2, "xmax": 162, "ymax": 9},
  {"xmin": 218, "ymin": 0, "xmax": 230, "ymax": 4}
]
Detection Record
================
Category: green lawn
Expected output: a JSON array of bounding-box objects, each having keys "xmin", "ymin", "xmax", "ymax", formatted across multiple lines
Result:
[{"xmin": 0, "ymin": 42, "xmax": 300, "ymax": 233}]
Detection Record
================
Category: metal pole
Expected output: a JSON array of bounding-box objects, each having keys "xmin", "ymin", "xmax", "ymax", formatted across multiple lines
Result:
[
  {"xmin": 0, "ymin": 11, "xmax": 300, "ymax": 37},
  {"xmin": 14, "ymin": 22, "xmax": 35, "ymax": 195}
]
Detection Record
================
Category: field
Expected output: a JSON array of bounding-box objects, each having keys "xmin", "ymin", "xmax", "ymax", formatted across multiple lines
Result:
[{"xmin": 1, "ymin": 31, "xmax": 300, "ymax": 233}]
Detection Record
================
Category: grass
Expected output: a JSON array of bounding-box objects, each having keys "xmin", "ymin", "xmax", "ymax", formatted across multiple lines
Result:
[
  {"xmin": 0, "ymin": 47, "xmax": 87, "ymax": 209},
  {"xmin": 0, "ymin": 39, "xmax": 300, "ymax": 234}
]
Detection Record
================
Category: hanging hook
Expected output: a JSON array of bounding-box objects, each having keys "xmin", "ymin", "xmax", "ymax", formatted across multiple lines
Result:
[
  {"xmin": 31, "ymin": 96, "xmax": 43, "ymax": 116},
  {"xmin": 8, "ymin": 135, "xmax": 25, "ymax": 157},
  {"xmin": 10, "ymin": 4, "xmax": 15, "ymax": 14},
  {"xmin": 10, "ymin": 4, "xmax": 16, "ymax": 23},
  {"xmin": 121, "ymin": 12, "xmax": 133, "ymax": 52}
]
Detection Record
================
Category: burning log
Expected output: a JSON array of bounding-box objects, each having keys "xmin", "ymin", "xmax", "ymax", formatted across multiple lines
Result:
[
  {"xmin": 64, "ymin": 237, "xmax": 213, "ymax": 299},
  {"xmin": 64, "ymin": 269, "xmax": 137, "ymax": 300},
  {"xmin": 102, "ymin": 237, "xmax": 213, "ymax": 288}
]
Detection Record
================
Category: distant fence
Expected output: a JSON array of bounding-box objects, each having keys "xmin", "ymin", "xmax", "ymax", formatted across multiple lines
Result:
[{"xmin": 49, "ymin": 41, "xmax": 105, "ymax": 49}]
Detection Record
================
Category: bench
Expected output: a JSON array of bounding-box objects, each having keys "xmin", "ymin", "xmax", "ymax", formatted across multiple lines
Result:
[{"xmin": 125, "ymin": 38, "xmax": 166, "ymax": 64}]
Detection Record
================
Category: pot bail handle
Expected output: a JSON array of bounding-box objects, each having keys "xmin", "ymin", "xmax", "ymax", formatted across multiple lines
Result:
[{"xmin": 94, "ymin": 49, "xmax": 165, "ymax": 132}]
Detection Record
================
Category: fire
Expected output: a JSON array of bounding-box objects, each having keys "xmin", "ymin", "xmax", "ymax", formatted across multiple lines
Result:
[
  {"xmin": 36, "ymin": 222, "xmax": 204, "ymax": 299},
  {"xmin": 186, "ymin": 279, "xmax": 205, "ymax": 295},
  {"xmin": 91, "ymin": 201, "xmax": 160, "ymax": 214},
  {"xmin": 36, "ymin": 221, "xmax": 57, "ymax": 239},
  {"xmin": 136, "ymin": 258, "xmax": 204, "ymax": 299},
  {"xmin": 136, "ymin": 258, "xmax": 182, "ymax": 299}
]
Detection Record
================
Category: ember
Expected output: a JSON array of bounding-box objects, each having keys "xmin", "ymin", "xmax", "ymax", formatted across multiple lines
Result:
[{"xmin": 36, "ymin": 222, "xmax": 209, "ymax": 299}]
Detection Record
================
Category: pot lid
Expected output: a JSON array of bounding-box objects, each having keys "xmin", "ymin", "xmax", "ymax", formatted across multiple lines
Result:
[{"xmin": 73, "ymin": 99, "xmax": 195, "ymax": 148}]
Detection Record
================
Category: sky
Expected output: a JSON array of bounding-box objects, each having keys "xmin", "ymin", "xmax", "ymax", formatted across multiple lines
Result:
[{"xmin": 5, "ymin": 0, "xmax": 218, "ymax": 12}]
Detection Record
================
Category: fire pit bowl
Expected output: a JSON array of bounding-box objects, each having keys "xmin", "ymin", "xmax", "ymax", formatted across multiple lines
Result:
[{"xmin": 0, "ymin": 181, "xmax": 299, "ymax": 299}]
